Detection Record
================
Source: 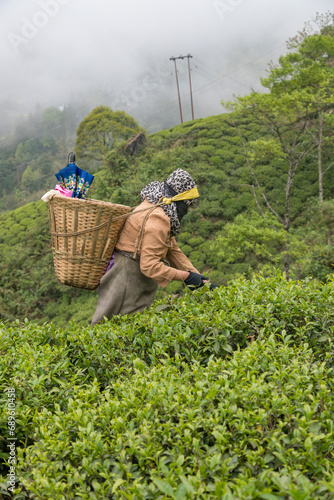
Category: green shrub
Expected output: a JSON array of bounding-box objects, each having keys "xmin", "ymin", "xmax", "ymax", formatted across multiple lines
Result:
[
  {"xmin": 6, "ymin": 336, "xmax": 334, "ymax": 499},
  {"xmin": 1, "ymin": 274, "xmax": 334, "ymax": 498}
]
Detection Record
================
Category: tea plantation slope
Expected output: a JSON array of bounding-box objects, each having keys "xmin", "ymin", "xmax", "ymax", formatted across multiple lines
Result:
[
  {"xmin": 1, "ymin": 274, "xmax": 334, "ymax": 498},
  {"xmin": 1, "ymin": 110, "xmax": 334, "ymax": 325}
]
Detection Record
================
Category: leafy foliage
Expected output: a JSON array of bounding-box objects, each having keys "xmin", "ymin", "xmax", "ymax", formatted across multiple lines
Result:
[
  {"xmin": 211, "ymin": 211, "xmax": 288, "ymax": 280},
  {"xmin": 1, "ymin": 274, "xmax": 334, "ymax": 498},
  {"xmin": 261, "ymin": 25, "xmax": 334, "ymax": 203},
  {"xmin": 75, "ymin": 106, "xmax": 144, "ymax": 169}
]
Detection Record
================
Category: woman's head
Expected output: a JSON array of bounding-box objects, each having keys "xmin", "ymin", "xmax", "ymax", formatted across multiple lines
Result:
[
  {"xmin": 140, "ymin": 168, "xmax": 198, "ymax": 236},
  {"xmin": 165, "ymin": 169, "xmax": 197, "ymax": 201}
]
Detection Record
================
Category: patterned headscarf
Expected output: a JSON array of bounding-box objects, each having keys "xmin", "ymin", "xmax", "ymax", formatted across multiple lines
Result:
[{"xmin": 140, "ymin": 168, "xmax": 197, "ymax": 236}]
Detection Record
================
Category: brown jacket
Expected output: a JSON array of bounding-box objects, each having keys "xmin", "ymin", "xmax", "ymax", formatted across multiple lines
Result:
[{"xmin": 116, "ymin": 199, "xmax": 199, "ymax": 287}]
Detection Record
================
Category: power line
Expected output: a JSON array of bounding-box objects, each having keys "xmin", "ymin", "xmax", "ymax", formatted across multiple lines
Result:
[
  {"xmin": 193, "ymin": 58, "xmax": 248, "ymax": 93},
  {"xmin": 191, "ymin": 41, "xmax": 287, "ymax": 95}
]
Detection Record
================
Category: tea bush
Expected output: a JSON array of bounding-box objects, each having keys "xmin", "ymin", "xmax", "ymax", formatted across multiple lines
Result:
[
  {"xmin": 16, "ymin": 340, "xmax": 334, "ymax": 499},
  {"xmin": 1, "ymin": 274, "xmax": 334, "ymax": 498}
]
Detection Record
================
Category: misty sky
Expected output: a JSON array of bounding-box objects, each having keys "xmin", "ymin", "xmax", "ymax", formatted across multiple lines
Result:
[{"xmin": 1, "ymin": 0, "xmax": 333, "ymax": 126}]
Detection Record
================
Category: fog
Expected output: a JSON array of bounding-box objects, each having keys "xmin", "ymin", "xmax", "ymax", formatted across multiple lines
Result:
[{"xmin": 1, "ymin": 0, "xmax": 333, "ymax": 130}]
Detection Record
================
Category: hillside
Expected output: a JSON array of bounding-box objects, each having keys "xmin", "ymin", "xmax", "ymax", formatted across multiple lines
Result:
[{"xmin": 1, "ymin": 110, "xmax": 334, "ymax": 326}]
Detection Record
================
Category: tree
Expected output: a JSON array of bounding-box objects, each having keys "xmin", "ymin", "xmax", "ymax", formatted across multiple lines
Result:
[
  {"xmin": 223, "ymin": 14, "xmax": 334, "ymax": 279},
  {"xmin": 261, "ymin": 14, "xmax": 334, "ymax": 202},
  {"xmin": 21, "ymin": 165, "xmax": 34, "ymax": 196},
  {"xmin": 40, "ymin": 107, "xmax": 64, "ymax": 144},
  {"xmin": 224, "ymin": 89, "xmax": 316, "ymax": 279},
  {"xmin": 75, "ymin": 106, "xmax": 144, "ymax": 169}
]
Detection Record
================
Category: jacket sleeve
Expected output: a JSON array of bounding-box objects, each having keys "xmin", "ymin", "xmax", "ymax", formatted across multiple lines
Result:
[
  {"xmin": 165, "ymin": 237, "xmax": 200, "ymax": 275},
  {"xmin": 139, "ymin": 212, "xmax": 187, "ymax": 288}
]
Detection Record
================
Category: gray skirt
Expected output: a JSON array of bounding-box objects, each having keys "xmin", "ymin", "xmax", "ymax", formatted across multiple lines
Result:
[{"xmin": 91, "ymin": 252, "xmax": 158, "ymax": 325}]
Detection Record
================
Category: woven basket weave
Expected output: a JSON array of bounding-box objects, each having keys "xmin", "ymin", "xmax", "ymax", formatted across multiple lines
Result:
[{"xmin": 48, "ymin": 195, "xmax": 131, "ymax": 290}]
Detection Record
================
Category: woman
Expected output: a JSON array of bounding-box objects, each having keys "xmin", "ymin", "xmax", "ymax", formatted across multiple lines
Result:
[{"xmin": 91, "ymin": 168, "xmax": 214, "ymax": 325}]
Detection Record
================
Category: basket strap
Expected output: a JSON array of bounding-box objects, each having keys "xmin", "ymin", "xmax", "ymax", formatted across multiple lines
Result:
[
  {"xmin": 132, "ymin": 198, "xmax": 167, "ymax": 259},
  {"xmin": 133, "ymin": 205, "xmax": 160, "ymax": 259}
]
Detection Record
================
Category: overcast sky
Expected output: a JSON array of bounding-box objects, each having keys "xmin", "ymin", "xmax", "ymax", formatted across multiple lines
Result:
[{"xmin": 1, "ymin": 0, "xmax": 333, "ymax": 128}]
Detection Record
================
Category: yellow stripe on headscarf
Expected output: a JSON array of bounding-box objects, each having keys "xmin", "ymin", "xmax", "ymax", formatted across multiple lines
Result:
[{"xmin": 162, "ymin": 186, "xmax": 199, "ymax": 205}]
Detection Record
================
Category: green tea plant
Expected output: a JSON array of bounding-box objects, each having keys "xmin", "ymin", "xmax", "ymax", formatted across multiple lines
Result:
[
  {"xmin": 1, "ymin": 274, "xmax": 334, "ymax": 498},
  {"xmin": 8, "ymin": 338, "xmax": 334, "ymax": 499}
]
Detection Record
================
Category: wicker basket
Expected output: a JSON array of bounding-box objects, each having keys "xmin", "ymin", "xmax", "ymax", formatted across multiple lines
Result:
[{"xmin": 48, "ymin": 195, "xmax": 131, "ymax": 290}]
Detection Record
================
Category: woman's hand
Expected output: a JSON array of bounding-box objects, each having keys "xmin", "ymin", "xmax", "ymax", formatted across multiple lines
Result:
[
  {"xmin": 182, "ymin": 272, "xmax": 218, "ymax": 290},
  {"xmin": 184, "ymin": 272, "xmax": 208, "ymax": 289}
]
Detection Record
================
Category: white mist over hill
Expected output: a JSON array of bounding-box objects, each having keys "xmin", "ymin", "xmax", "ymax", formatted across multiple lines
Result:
[{"xmin": 0, "ymin": 0, "xmax": 333, "ymax": 129}]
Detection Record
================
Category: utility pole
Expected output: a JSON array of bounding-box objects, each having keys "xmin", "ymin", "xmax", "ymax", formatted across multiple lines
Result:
[
  {"xmin": 186, "ymin": 54, "xmax": 194, "ymax": 121},
  {"xmin": 170, "ymin": 53, "xmax": 195, "ymax": 123},
  {"xmin": 170, "ymin": 56, "xmax": 183, "ymax": 124}
]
